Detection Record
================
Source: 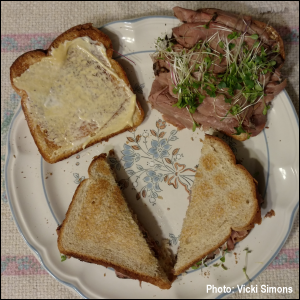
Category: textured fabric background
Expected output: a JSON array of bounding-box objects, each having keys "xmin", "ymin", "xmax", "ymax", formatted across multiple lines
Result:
[{"xmin": 1, "ymin": 1, "xmax": 299, "ymax": 299}]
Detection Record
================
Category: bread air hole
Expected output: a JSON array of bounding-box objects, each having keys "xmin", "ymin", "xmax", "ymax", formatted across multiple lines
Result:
[{"xmin": 246, "ymin": 200, "xmax": 249, "ymax": 204}]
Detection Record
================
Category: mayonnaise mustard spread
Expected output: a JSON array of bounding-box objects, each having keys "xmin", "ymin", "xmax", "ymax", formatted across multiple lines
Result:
[{"xmin": 13, "ymin": 37, "xmax": 136, "ymax": 152}]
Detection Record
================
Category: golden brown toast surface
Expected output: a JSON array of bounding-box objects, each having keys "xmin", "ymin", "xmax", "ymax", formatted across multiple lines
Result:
[
  {"xmin": 57, "ymin": 153, "xmax": 171, "ymax": 289},
  {"xmin": 174, "ymin": 134, "xmax": 261, "ymax": 275}
]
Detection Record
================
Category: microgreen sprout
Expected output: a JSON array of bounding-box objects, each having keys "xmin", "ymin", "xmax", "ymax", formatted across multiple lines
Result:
[
  {"xmin": 243, "ymin": 248, "xmax": 252, "ymax": 282},
  {"xmin": 61, "ymin": 254, "xmax": 67, "ymax": 262},
  {"xmin": 153, "ymin": 28, "xmax": 277, "ymax": 135},
  {"xmin": 191, "ymin": 256, "xmax": 208, "ymax": 270},
  {"xmin": 221, "ymin": 264, "xmax": 228, "ymax": 270}
]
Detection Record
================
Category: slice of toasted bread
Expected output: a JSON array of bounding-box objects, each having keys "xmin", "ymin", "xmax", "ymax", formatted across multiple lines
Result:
[
  {"xmin": 10, "ymin": 24, "xmax": 144, "ymax": 164},
  {"xmin": 57, "ymin": 153, "xmax": 172, "ymax": 289},
  {"xmin": 174, "ymin": 134, "xmax": 261, "ymax": 275}
]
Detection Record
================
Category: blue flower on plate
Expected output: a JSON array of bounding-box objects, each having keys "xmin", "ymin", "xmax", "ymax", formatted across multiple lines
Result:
[
  {"xmin": 148, "ymin": 139, "xmax": 171, "ymax": 159},
  {"xmin": 121, "ymin": 144, "xmax": 140, "ymax": 169},
  {"xmin": 143, "ymin": 170, "xmax": 163, "ymax": 191}
]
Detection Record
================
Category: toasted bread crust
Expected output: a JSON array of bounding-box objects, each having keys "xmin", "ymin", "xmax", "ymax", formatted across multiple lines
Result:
[
  {"xmin": 56, "ymin": 249, "xmax": 171, "ymax": 289},
  {"xmin": 57, "ymin": 154, "xmax": 171, "ymax": 290},
  {"xmin": 174, "ymin": 134, "xmax": 261, "ymax": 275},
  {"xmin": 10, "ymin": 24, "xmax": 144, "ymax": 164}
]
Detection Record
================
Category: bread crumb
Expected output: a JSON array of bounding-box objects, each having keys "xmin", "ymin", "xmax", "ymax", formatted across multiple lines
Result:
[
  {"xmin": 50, "ymin": 173, "xmax": 52, "ymax": 175},
  {"xmin": 104, "ymin": 273, "xmax": 106, "ymax": 277},
  {"xmin": 200, "ymin": 138, "xmax": 203, "ymax": 142},
  {"xmin": 46, "ymin": 177, "xmax": 48, "ymax": 179},
  {"xmin": 14, "ymin": 155, "xmax": 16, "ymax": 158},
  {"xmin": 167, "ymin": 208, "xmax": 170, "ymax": 210},
  {"xmin": 191, "ymin": 137, "xmax": 194, "ymax": 141},
  {"xmin": 264, "ymin": 209, "xmax": 275, "ymax": 218}
]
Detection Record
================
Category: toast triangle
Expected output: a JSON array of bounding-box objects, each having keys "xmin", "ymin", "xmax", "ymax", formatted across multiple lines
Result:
[
  {"xmin": 57, "ymin": 153, "xmax": 172, "ymax": 289},
  {"xmin": 174, "ymin": 134, "xmax": 261, "ymax": 275}
]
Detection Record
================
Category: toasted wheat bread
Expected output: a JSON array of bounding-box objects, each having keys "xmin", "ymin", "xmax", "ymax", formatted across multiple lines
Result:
[
  {"xmin": 10, "ymin": 24, "xmax": 144, "ymax": 164},
  {"xmin": 57, "ymin": 153, "xmax": 172, "ymax": 289},
  {"xmin": 174, "ymin": 134, "xmax": 261, "ymax": 275}
]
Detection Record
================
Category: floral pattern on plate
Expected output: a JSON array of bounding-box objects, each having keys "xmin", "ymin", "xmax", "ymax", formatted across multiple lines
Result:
[{"xmin": 109, "ymin": 119, "xmax": 196, "ymax": 205}]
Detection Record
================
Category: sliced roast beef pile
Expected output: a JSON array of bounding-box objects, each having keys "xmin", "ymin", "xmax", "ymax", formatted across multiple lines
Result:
[{"xmin": 149, "ymin": 7, "xmax": 287, "ymax": 140}]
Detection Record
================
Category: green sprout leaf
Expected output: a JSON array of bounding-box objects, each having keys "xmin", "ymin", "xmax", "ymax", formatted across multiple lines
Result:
[
  {"xmin": 234, "ymin": 124, "xmax": 246, "ymax": 135},
  {"xmin": 250, "ymin": 34, "xmax": 259, "ymax": 40},
  {"xmin": 219, "ymin": 53, "xmax": 223, "ymax": 63},
  {"xmin": 220, "ymin": 256, "xmax": 225, "ymax": 263},
  {"xmin": 219, "ymin": 41, "xmax": 224, "ymax": 49},
  {"xmin": 224, "ymin": 97, "xmax": 232, "ymax": 104},
  {"xmin": 205, "ymin": 87, "xmax": 216, "ymax": 98},
  {"xmin": 255, "ymin": 84, "xmax": 263, "ymax": 91},
  {"xmin": 221, "ymin": 264, "xmax": 228, "ymax": 270},
  {"xmin": 244, "ymin": 79, "xmax": 255, "ymax": 89},
  {"xmin": 244, "ymin": 248, "xmax": 252, "ymax": 254},
  {"xmin": 198, "ymin": 93, "xmax": 205, "ymax": 104},
  {"xmin": 263, "ymin": 104, "xmax": 271, "ymax": 115},
  {"xmin": 228, "ymin": 31, "xmax": 240, "ymax": 40},
  {"xmin": 192, "ymin": 81, "xmax": 201, "ymax": 89},
  {"xmin": 229, "ymin": 43, "xmax": 235, "ymax": 51},
  {"xmin": 253, "ymin": 41, "xmax": 260, "ymax": 48},
  {"xmin": 243, "ymin": 248, "xmax": 252, "ymax": 282},
  {"xmin": 61, "ymin": 254, "xmax": 67, "ymax": 262},
  {"xmin": 230, "ymin": 104, "xmax": 241, "ymax": 116},
  {"xmin": 217, "ymin": 81, "xmax": 227, "ymax": 89},
  {"xmin": 213, "ymin": 263, "xmax": 220, "ymax": 267},
  {"xmin": 192, "ymin": 121, "xmax": 197, "ymax": 132}
]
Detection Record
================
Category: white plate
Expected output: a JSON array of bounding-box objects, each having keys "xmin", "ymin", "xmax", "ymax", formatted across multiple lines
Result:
[{"xmin": 5, "ymin": 16, "xmax": 299, "ymax": 299}]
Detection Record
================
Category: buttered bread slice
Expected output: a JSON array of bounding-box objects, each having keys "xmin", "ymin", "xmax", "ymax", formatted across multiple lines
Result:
[{"xmin": 10, "ymin": 24, "xmax": 144, "ymax": 163}]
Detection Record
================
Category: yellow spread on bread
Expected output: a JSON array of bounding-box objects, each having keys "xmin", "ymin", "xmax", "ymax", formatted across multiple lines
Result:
[{"xmin": 13, "ymin": 37, "xmax": 136, "ymax": 151}]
